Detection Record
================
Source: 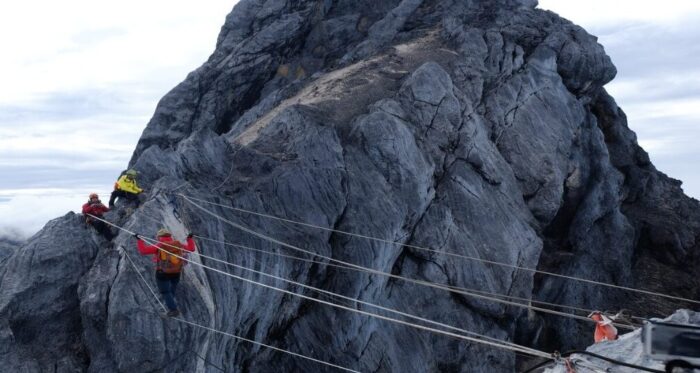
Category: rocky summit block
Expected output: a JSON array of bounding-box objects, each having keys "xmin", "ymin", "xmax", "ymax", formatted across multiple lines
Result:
[{"xmin": 1, "ymin": 1, "xmax": 699, "ymax": 372}]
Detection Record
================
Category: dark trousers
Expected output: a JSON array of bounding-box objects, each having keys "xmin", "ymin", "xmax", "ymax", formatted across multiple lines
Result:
[
  {"xmin": 109, "ymin": 190, "xmax": 139, "ymax": 207},
  {"xmin": 156, "ymin": 272, "xmax": 181, "ymax": 312},
  {"xmin": 89, "ymin": 219, "xmax": 114, "ymax": 240}
]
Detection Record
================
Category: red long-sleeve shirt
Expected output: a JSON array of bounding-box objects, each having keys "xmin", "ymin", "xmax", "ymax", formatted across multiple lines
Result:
[
  {"xmin": 82, "ymin": 202, "xmax": 109, "ymax": 217},
  {"xmin": 137, "ymin": 235, "xmax": 196, "ymax": 263}
]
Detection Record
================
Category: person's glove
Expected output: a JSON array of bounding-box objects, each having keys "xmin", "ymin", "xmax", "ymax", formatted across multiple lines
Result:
[
  {"xmin": 187, "ymin": 233, "xmax": 194, "ymax": 239},
  {"xmin": 133, "ymin": 234, "xmax": 141, "ymax": 240}
]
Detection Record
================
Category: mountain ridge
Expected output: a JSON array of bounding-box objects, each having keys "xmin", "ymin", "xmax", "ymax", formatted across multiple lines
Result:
[{"xmin": 1, "ymin": 1, "xmax": 699, "ymax": 372}]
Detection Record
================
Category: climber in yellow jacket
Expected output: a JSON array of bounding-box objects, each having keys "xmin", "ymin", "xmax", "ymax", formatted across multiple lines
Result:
[{"xmin": 109, "ymin": 169, "xmax": 144, "ymax": 208}]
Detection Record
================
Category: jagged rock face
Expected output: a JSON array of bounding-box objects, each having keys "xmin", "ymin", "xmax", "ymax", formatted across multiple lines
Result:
[
  {"xmin": 2, "ymin": 0, "xmax": 699, "ymax": 372},
  {"xmin": 0, "ymin": 237, "xmax": 22, "ymax": 263},
  {"xmin": 0, "ymin": 214, "xmax": 98, "ymax": 371}
]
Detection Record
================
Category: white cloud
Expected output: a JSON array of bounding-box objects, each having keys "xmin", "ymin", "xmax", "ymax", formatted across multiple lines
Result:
[
  {"xmin": 0, "ymin": 1, "xmax": 236, "ymax": 101},
  {"xmin": 538, "ymin": 0, "xmax": 700, "ymax": 27},
  {"xmin": 539, "ymin": 0, "xmax": 700, "ymax": 199},
  {"xmin": 0, "ymin": 189, "xmax": 113, "ymax": 238},
  {"xmin": 0, "ymin": 1, "xmax": 238, "ymax": 236},
  {"xmin": 606, "ymin": 76, "xmax": 700, "ymax": 105}
]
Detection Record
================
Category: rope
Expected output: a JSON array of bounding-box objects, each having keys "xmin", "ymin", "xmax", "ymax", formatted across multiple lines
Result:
[
  {"xmin": 135, "ymin": 234, "xmax": 552, "ymax": 359},
  {"xmin": 117, "ymin": 240, "xmax": 360, "ymax": 373},
  {"xmin": 122, "ymin": 247, "xmax": 167, "ymax": 312},
  {"xmin": 171, "ymin": 318, "xmax": 359, "ymax": 372},
  {"xmin": 127, "ymin": 216, "xmax": 602, "ymax": 355},
  {"xmin": 212, "ymin": 144, "xmax": 246, "ymax": 191},
  {"xmin": 193, "ymin": 234, "xmax": 644, "ymax": 326},
  {"xmin": 90, "ymin": 214, "xmax": 552, "ymax": 359},
  {"xmin": 170, "ymin": 200, "xmax": 637, "ymax": 330},
  {"xmin": 121, "ymin": 247, "xmax": 227, "ymax": 373},
  {"xmin": 140, "ymin": 193, "xmax": 642, "ymax": 326},
  {"xmin": 152, "ymin": 195, "xmax": 645, "ymax": 325},
  {"xmin": 179, "ymin": 194, "xmax": 700, "ymax": 307},
  {"xmin": 186, "ymin": 241, "xmax": 545, "ymax": 356}
]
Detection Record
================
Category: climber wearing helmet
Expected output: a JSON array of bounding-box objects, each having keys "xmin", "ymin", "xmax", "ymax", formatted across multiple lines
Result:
[
  {"xmin": 109, "ymin": 169, "xmax": 144, "ymax": 208},
  {"xmin": 134, "ymin": 228, "xmax": 196, "ymax": 317},
  {"xmin": 82, "ymin": 193, "xmax": 114, "ymax": 240}
]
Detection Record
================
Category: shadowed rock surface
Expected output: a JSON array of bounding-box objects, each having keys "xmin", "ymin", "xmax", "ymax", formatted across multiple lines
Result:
[
  {"xmin": 0, "ymin": 236, "xmax": 22, "ymax": 263},
  {"xmin": 1, "ymin": 0, "xmax": 699, "ymax": 372}
]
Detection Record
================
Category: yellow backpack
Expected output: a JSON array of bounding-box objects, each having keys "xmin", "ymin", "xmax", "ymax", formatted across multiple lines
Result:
[{"xmin": 157, "ymin": 240, "xmax": 184, "ymax": 274}]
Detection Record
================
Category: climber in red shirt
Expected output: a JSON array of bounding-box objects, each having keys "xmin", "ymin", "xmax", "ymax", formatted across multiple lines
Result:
[
  {"xmin": 135, "ymin": 228, "xmax": 196, "ymax": 317},
  {"xmin": 82, "ymin": 193, "xmax": 114, "ymax": 240}
]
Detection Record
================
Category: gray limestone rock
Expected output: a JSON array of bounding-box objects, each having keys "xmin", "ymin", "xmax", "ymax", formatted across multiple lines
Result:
[
  {"xmin": 0, "ymin": 236, "xmax": 22, "ymax": 264},
  {"xmin": 1, "ymin": 0, "xmax": 699, "ymax": 372},
  {"xmin": 0, "ymin": 213, "xmax": 98, "ymax": 372}
]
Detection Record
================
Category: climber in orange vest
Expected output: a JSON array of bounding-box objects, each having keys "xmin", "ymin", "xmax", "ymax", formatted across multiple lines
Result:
[
  {"xmin": 135, "ymin": 228, "xmax": 196, "ymax": 317},
  {"xmin": 589, "ymin": 311, "xmax": 618, "ymax": 343}
]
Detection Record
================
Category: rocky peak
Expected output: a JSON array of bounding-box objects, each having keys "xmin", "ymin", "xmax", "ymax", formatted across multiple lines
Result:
[{"xmin": 1, "ymin": 1, "xmax": 698, "ymax": 372}]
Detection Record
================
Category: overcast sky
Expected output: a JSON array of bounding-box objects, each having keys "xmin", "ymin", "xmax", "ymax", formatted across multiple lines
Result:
[
  {"xmin": 0, "ymin": 1, "xmax": 236, "ymax": 238},
  {"xmin": 1, "ymin": 1, "xmax": 699, "ymax": 239}
]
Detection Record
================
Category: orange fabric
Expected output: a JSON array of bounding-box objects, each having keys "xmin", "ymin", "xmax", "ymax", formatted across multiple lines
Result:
[
  {"xmin": 137, "ymin": 236, "xmax": 196, "ymax": 267},
  {"xmin": 591, "ymin": 313, "xmax": 618, "ymax": 342},
  {"xmin": 594, "ymin": 324, "xmax": 618, "ymax": 342},
  {"xmin": 157, "ymin": 239, "xmax": 185, "ymax": 274}
]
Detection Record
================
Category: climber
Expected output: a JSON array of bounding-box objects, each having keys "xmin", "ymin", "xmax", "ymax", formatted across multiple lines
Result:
[
  {"xmin": 109, "ymin": 169, "xmax": 144, "ymax": 208},
  {"xmin": 589, "ymin": 311, "xmax": 618, "ymax": 343},
  {"xmin": 82, "ymin": 193, "xmax": 114, "ymax": 240},
  {"xmin": 134, "ymin": 228, "xmax": 196, "ymax": 317}
]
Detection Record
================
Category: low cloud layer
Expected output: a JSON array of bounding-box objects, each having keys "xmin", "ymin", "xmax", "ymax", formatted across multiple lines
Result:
[{"xmin": 0, "ymin": 1, "xmax": 235, "ymax": 237}]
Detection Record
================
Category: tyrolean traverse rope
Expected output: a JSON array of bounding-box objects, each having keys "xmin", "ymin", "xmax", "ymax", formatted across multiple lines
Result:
[
  {"xmin": 178, "ymin": 193, "xmax": 699, "ymax": 307},
  {"xmin": 89, "ymin": 214, "xmax": 552, "ymax": 360}
]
